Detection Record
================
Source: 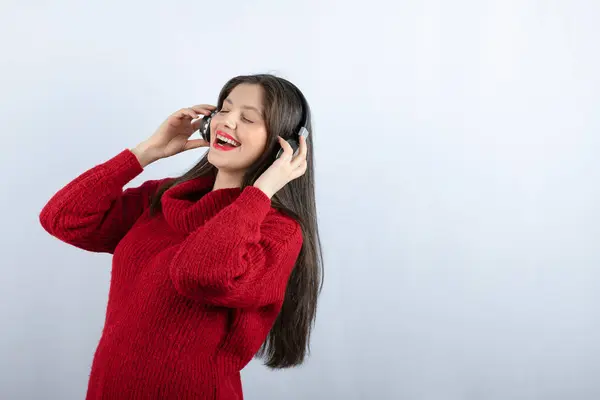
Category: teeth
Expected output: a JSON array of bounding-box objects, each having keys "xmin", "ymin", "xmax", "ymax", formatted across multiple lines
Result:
[{"xmin": 216, "ymin": 134, "xmax": 240, "ymax": 147}]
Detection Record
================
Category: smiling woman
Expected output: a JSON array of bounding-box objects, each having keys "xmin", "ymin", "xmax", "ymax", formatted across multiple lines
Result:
[
  {"xmin": 208, "ymin": 83, "xmax": 268, "ymax": 171},
  {"xmin": 39, "ymin": 74, "xmax": 323, "ymax": 400}
]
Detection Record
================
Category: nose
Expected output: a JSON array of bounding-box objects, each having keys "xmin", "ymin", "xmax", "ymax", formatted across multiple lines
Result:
[{"xmin": 225, "ymin": 118, "xmax": 236, "ymax": 129}]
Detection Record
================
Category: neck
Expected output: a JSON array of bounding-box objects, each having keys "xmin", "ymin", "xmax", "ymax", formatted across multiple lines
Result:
[{"xmin": 212, "ymin": 169, "xmax": 244, "ymax": 191}]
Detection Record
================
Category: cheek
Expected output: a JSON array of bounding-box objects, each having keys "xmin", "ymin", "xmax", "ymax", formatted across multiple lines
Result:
[
  {"xmin": 241, "ymin": 127, "xmax": 268, "ymax": 152},
  {"xmin": 209, "ymin": 120, "xmax": 217, "ymax": 140}
]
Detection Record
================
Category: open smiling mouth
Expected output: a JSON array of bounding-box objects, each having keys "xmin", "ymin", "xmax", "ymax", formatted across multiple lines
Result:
[{"xmin": 213, "ymin": 131, "xmax": 241, "ymax": 151}]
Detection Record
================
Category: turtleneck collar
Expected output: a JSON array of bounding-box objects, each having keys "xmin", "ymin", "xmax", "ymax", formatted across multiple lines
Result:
[{"xmin": 161, "ymin": 175, "xmax": 244, "ymax": 234}]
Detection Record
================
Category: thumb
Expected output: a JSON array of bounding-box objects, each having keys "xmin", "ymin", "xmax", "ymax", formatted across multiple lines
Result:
[{"xmin": 183, "ymin": 139, "xmax": 209, "ymax": 151}]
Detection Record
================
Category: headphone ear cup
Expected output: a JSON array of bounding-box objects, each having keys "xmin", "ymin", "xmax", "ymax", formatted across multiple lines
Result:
[
  {"xmin": 276, "ymin": 139, "xmax": 299, "ymax": 159},
  {"xmin": 204, "ymin": 125, "xmax": 211, "ymax": 143},
  {"xmin": 199, "ymin": 113, "xmax": 213, "ymax": 142}
]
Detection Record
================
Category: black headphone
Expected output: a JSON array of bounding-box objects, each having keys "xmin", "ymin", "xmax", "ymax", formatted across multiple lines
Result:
[{"xmin": 198, "ymin": 95, "xmax": 310, "ymax": 159}]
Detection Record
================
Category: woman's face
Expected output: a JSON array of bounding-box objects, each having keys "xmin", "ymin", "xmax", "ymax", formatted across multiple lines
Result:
[{"xmin": 207, "ymin": 83, "xmax": 269, "ymax": 173}]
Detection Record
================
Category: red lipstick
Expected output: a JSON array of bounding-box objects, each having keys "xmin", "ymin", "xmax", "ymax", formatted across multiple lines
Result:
[{"xmin": 213, "ymin": 130, "xmax": 241, "ymax": 151}]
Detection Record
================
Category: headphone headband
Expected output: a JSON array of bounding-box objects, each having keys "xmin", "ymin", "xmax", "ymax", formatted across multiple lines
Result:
[{"xmin": 296, "ymin": 90, "xmax": 311, "ymax": 140}]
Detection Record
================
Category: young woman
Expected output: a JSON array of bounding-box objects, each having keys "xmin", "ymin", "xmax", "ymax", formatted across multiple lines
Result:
[{"xmin": 39, "ymin": 74, "xmax": 323, "ymax": 399}]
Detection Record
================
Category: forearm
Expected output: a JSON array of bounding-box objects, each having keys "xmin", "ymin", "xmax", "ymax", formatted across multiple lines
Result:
[
  {"xmin": 130, "ymin": 141, "xmax": 159, "ymax": 168},
  {"xmin": 39, "ymin": 149, "xmax": 154, "ymax": 252},
  {"xmin": 169, "ymin": 186, "xmax": 302, "ymax": 307}
]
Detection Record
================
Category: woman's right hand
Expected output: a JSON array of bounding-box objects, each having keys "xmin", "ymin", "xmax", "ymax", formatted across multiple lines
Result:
[{"xmin": 131, "ymin": 104, "xmax": 216, "ymax": 167}]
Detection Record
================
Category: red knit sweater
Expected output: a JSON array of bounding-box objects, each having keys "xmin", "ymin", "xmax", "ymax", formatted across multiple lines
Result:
[{"xmin": 39, "ymin": 149, "xmax": 303, "ymax": 400}]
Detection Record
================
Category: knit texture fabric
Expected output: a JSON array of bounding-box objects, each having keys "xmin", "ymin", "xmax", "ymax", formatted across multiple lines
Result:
[{"xmin": 39, "ymin": 149, "xmax": 303, "ymax": 399}]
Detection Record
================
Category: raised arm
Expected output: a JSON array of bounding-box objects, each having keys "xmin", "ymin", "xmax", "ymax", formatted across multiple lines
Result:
[
  {"xmin": 169, "ymin": 186, "xmax": 303, "ymax": 309},
  {"xmin": 39, "ymin": 149, "xmax": 168, "ymax": 253}
]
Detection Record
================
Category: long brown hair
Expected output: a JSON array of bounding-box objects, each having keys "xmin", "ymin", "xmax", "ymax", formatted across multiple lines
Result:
[{"xmin": 149, "ymin": 74, "xmax": 324, "ymax": 368}]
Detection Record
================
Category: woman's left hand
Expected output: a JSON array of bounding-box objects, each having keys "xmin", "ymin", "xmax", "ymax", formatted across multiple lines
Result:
[{"xmin": 253, "ymin": 136, "xmax": 308, "ymax": 199}]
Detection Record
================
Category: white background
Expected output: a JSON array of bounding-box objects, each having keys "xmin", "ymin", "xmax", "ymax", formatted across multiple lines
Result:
[{"xmin": 2, "ymin": 0, "xmax": 600, "ymax": 399}]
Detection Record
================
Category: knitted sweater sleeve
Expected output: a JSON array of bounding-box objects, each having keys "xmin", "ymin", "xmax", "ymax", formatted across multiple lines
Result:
[
  {"xmin": 39, "ymin": 149, "xmax": 166, "ymax": 254},
  {"xmin": 169, "ymin": 186, "xmax": 304, "ymax": 309}
]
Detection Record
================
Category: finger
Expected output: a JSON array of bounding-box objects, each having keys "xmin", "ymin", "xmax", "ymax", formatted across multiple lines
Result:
[
  {"xmin": 278, "ymin": 137, "xmax": 294, "ymax": 161},
  {"xmin": 174, "ymin": 108, "xmax": 195, "ymax": 120},
  {"xmin": 182, "ymin": 108, "xmax": 199, "ymax": 119},
  {"xmin": 279, "ymin": 136, "xmax": 294, "ymax": 162},
  {"xmin": 190, "ymin": 104, "xmax": 217, "ymax": 115},
  {"xmin": 292, "ymin": 135, "xmax": 308, "ymax": 168},
  {"xmin": 183, "ymin": 139, "xmax": 209, "ymax": 151}
]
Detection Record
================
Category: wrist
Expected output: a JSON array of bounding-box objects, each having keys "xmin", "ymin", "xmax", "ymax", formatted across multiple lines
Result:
[
  {"xmin": 131, "ymin": 142, "xmax": 158, "ymax": 168},
  {"xmin": 252, "ymin": 183, "xmax": 273, "ymax": 199}
]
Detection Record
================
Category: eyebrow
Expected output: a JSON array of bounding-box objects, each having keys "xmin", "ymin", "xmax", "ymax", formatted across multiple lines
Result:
[{"xmin": 224, "ymin": 98, "xmax": 262, "ymax": 115}]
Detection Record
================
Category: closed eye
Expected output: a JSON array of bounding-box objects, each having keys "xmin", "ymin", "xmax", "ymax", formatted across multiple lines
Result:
[{"xmin": 218, "ymin": 109, "xmax": 254, "ymax": 123}]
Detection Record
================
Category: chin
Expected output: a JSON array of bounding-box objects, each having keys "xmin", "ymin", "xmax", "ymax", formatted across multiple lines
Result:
[
  {"xmin": 208, "ymin": 149, "xmax": 251, "ymax": 172},
  {"xmin": 207, "ymin": 149, "xmax": 218, "ymax": 166}
]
